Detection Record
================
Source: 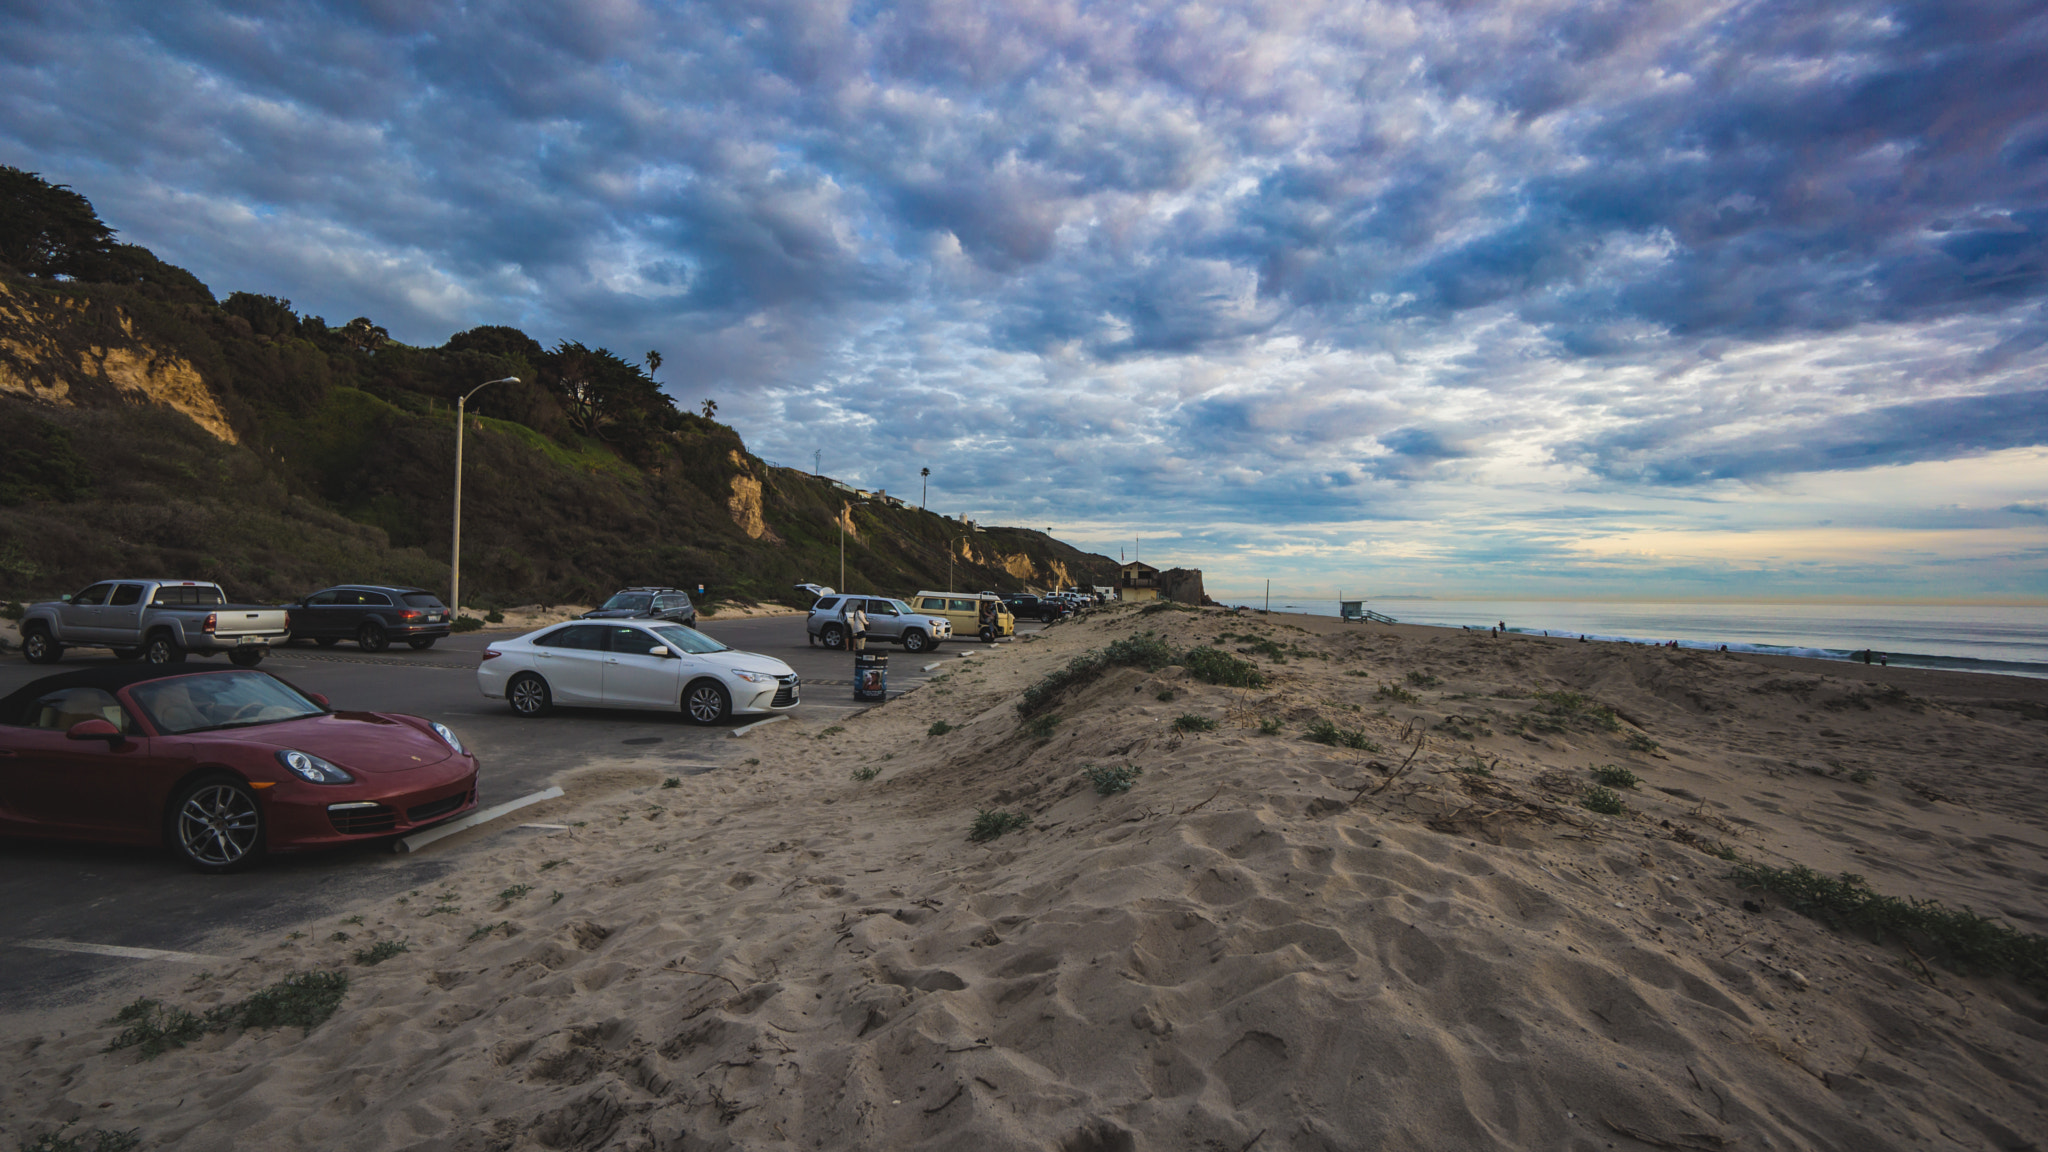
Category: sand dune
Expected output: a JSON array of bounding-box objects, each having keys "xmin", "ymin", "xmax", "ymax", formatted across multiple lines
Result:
[{"xmin": 5, "ymin": 607, "xmax": 2046, "ymax": 1151}]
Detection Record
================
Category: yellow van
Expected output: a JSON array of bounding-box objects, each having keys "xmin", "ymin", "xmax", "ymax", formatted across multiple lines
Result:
[{"xmin": 909, "ymin": 591, "xmax": 1015, "ymax": 640}]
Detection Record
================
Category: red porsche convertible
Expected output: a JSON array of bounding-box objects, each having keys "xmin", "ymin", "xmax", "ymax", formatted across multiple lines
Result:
[{"xmin": 0, "ymin": 665, "xmax": 480, "ymax": 872}]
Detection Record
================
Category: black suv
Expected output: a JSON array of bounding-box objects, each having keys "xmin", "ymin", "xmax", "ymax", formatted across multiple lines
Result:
[
  {"xmin": 579, "ymin": 587, "xmax": 697, "ymax": 628},
  {"xmin": 288, "ymin": 585, "xmax": 452, "ymax": 651},
  {"xmin": 1001, "ymin": 593, "xmax": 1063, "ymax": 623}
]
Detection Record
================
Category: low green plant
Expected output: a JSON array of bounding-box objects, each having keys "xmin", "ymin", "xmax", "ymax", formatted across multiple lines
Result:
[
  {"xmin": 661, "ymin": 776, "xmax": 680, "ymax": 788},
  {"xmin": 1454, "ymin": 757, "xmax": 1493, "ymax": 777},
  {"xmin": 968, "ymin": 809, "xmax": 1031, "ymax": 841},
  {"xmin": 1375, "ymin": 682, "xmax": 1420, "ymax": 704},
  {"xmin": 1434, "ymin": 714, "xmax": 1491, "ymax": 740},
  {"xmin": 1305, "ymin": 718, "xmax": 1379, "ymax": 751},
  {"xmin": 329, "ymin": 931, "xmax": 350, "ymax": 943},
  {"xmin": 1183, "ymin": 646, "xmax": 1266, "ymax": 688},
  {"xmin": 1084, "ymin": 763, "xmax": 1142, "ymax": 795},
  {"xmin": 1582, "ymin": 786, "xmax": 1626, "ymax": 815},
  {"xmin": 1138, "ymin": 600, "xmax": 1196, "ymax": 615},
  {"xmin": 1172, "ymin": 714, "xmax": 1218, "ymax": 733},
  {"xmin": 1156, "ymin": 688, "xmax": 1176, "ymax": 702},
  {"xmin": 1626, "ymin": 732, "xmax": 1661, "ymax": 753},
  {"xmin": 1591, "ymin": 764, "xmax": 1640, "ymax": 790},
  {"xmin": 341, "ymin": 914, "xmax": 364, "ymax": 926},
  {"xmin": 1533, "ymin": 690, "xmax": 1622, "ymax": 732},
  {"xmin": 484, "ymin": 609, "xmax": 505, "ymax": 624},
  {"xmin": 539, "ymin": 858, "xmax": 565, "ymax": 871},
  {"xmin": 817, "ymin": 725, "xmax": 846, "ymax": 739},
  {"xmin": 1023, "ymin": 713, "xmax": 1060, "ymax": 741},
  {"xmin": 1848, "ymin": 769, "xmax": 1875, "ymax": 785},
  {"xmin": 744, "ymin": 758, "xmax": 760, "ymax": 766},
  {"xmin": 353, "ymin": 939, "xmax": 410, "ymax": 966},
  {"xmin": 1731, "ymin": 863, "xmax": 2048, "ymax": 987},
  {"xmin": 927, "ymin": 720, "xmax": 954, "ymax": 736},
  {"xmin": 549, "ymin": 890, "xmax": 564, "ymax": 904},
  {"xmin": 1405, "ymin": 671, "xmax": 1441, "ymax": 688},
  {"xmin": 851, "ymin": 766, "xmax": 880, "ymax": 782},
  {"xmin": 467, "ymin": 921, "xmax": 508, "ymax": 942},
  {"xmin": 22, "ymin": 1129, "xmax": 140, "ymax": 1152},
  {"xmin": 450, "ymin": 616, "xmax": 484, "ymax": 633},
  {"xmin": 106, "ymin": 971, "xmax": 349, "ymax": 1058},
  {"xmin": 1257, "ymin": 717, "xmax": 1282, "ymax": 735},
  {"xmin": 500, "ymin": 883, "xmax": 533, "ymax": 902}
]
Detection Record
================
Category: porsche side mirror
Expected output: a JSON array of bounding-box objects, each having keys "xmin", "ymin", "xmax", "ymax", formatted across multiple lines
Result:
[
  {"xmin": 308, "ymin": 693, "xmax": 331, "ymax": 710},
  {"xmin": 648, "ymin": 646, "xmax": 672, "ymax": 658},
  {"xmin": 66, "ymin": 718, "xmax": 121, "ymax": 743}
]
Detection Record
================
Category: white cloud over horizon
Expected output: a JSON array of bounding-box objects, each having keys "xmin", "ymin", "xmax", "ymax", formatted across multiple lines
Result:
[{"xmin": 3, "ymin": 0, "xmax": 2045, "ymax": 600}]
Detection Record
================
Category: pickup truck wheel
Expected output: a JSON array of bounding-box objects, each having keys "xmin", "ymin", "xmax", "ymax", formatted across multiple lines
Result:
[
  {"xmin": 682, "ymin": 679, "xmax": 731, "ymax": 725},
  {"xmin": 901, "ymin": 629, "xmax": 929, "ymax": 653},
  {"xmin": 228, "ymin": 649, "xmax": 264, "ymax": 668},
  {"xmin": 820, "ymin": 624, "xmax": 846, "ymax": 650},
  {"xmin": 508, "ymin": 673, "xmax": 552, "ymax": 717},
  {"xmin": 168, "ymin": 775, "xmax": 264, "ymax": 873},
  {"xmin": 315, "ymin": 637, "xmax": 339, "ymax": 648},
  {"xmin": 144, "ymin": 634, "xmax": 187, "ymax": 664},
  {"xmin": 358, "ymin": 622, "xmax": 389, "ymax": 652},
  {"xmin": 21, "ymin": 628, "xmax": 61, "ymax": 665},
  {"xmin": 408, "ymin": 637, "xmax": 437, "ymax": 650}
]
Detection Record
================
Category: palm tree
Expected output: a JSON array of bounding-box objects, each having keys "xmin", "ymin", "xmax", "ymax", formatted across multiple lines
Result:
[{"xmin": 645, "ymin": 350, "xmax": 662, "ymax": 378}]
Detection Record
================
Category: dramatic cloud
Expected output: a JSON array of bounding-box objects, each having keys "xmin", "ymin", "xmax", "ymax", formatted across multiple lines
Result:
[{"xmin": 3, "ymin": 0, "xmax": 2045, "ymax": 598}]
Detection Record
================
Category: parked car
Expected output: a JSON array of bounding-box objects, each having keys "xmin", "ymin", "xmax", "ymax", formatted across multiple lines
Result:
[
  {"xmin": 1001, "ymin": 593, "xmax": 1063, "ymax": 623},
  {"xmin": 907, "ymin": 591, "xmax": 1015, "ymax": 640},
  {"xmin": 579, "ymin": 587, "xmax": 697, "ymax": 628},
  {"xmin": 804, "ymin": 595, "xmax": 953, "ymax": 652},
  {"xmin": 0, "ymin": 665, "xmax": 479, "ymax": 872},
  {"xmin": 18, "ymin": 580, "xmax": 292, "ymax": 667},
  {"xmin": 478, "ymin": 620, "xmax": 797, "ymax": 724},
  {"xmin": 287, "ymin": 585, "xmax": 451, "ymax": 651}
]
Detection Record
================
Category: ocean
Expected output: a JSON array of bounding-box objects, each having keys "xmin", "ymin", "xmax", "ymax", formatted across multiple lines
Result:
[{"xmin": 1223, "ymin": 598, "xmax": 2048, "ymax": 681}]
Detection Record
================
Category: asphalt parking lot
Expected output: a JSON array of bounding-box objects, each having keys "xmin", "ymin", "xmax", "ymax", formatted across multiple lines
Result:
[{"xmin": 0, "ymin": 613, "xmax": 1020, "ymax": 1011}]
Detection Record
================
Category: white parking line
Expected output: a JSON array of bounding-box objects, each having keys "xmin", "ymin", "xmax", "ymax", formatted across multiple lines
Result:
[
  {"xmin": 395, "ymin": 786, "xmax": 565, "ymax": 854},
  {"xmin": 729, "ymin": 715, "xmax": 788, "ymax": 737},
  {"xmin": 18, "ymin": 939, "xmax": 221, "ymax": 964}
]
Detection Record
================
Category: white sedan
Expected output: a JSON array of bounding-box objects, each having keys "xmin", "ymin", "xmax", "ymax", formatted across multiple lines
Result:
[{"xmin": 477, "ymin": 620, "xmax": 799, "ymax": 723}]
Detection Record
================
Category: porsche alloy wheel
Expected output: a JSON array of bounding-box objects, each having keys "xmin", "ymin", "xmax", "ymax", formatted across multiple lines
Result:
[
  {"xmin": 683, "ymin": 680, "xmax": 731, "ymax": 725},
  {"xmin": 171, "ymin": 778, "xmax": 264, "ymax": 873}
]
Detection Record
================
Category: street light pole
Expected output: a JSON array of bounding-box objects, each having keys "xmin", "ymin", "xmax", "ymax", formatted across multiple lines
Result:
[
  {"xmin": 920, "ymin": 466, "xmax": 930, "ymax": 510},
  {"xmin": 451, "ymin": 377, "xmax": 518, "ymax": 616}
]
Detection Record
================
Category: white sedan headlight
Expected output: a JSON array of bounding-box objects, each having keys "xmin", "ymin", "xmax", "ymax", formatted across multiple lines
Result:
[{"xmin": 730, "ymin": 670, "xmax": 775, "ymax": 683}]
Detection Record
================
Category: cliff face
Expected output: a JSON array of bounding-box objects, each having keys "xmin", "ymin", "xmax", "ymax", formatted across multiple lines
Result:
[
  {"xmin": 0, "ymin": 282, "xmax": 236, "ymax": 442},
  {"xmin": 0, "ymin": 271, "xmax": 1115, "ymax": 605}
]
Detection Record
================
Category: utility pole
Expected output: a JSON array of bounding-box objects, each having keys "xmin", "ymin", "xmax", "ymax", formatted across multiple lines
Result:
[
  {"xmin": 838, "ymin": 506, "xmax": 846, "ymax": 592},
  {"xmin": 1265, "ymin": 580, "xmax": 1270, "ymax": 614}
]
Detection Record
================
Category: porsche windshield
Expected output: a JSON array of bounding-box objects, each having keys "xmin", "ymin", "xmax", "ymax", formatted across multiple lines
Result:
[
  {"xmin": 650, "ymin": 625, "xmax": 732, "ymax": 655},
  {"xmin": 129, "ymin": 672, "xmax": 324, "ymax": 734}
]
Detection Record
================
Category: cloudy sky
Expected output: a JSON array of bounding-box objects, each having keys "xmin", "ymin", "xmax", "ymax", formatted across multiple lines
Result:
[{"xmin": 4, "ymin": 0, "xmax": 2046, "ymax": 602}]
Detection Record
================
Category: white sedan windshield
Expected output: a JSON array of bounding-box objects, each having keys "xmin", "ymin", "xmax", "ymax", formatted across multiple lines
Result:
[{"xmin": 650, "ymin": 625, "xmax": 732, "ymax": 655}]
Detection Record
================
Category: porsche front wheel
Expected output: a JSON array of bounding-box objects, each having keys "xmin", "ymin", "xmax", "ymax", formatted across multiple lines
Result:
[{"xmin": 168, "ymin": 776, "xmax": 265, "ymax": 873}]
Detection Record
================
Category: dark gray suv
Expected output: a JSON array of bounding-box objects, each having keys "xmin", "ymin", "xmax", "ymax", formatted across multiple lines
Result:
[
  {"xmin": 579, "ymin": 587, "xmax": 697, "ymax": 628},
  {"xmin": 287, "ymin": 585, "xmax": 451, "ymax": 651}
]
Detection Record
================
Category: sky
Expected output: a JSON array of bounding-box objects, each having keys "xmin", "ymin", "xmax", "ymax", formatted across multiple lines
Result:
[{"xmin": 3, "ymin": 0, "xmax": 2046, "ymax": 603}]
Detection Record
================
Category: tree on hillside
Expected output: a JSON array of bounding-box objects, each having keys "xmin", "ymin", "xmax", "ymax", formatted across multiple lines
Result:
[
  {"xmin": 546, "ymin": 341, "xmax": 678, "ymax": 438},
  {"xmin": 0, "ymin": 166, "xmax": 116, "ymax": 278},
  {"xmin": 645, "ymin": 349, "xmax": 662, "ymax": 378},
  {"xmin": 341, "ymin": 316, "xmax": 389, "ymax": 353}
]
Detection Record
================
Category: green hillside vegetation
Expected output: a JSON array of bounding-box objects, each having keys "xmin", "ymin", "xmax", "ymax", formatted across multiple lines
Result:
[{"xmin": 0, "ymin": 167, "xmax": 1116, "ymax": 607}]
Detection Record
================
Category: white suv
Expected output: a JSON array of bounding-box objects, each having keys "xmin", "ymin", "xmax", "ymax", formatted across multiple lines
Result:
[{"xmin": 805, "ymin": 595, "xmax": 952, "ymax": 652}]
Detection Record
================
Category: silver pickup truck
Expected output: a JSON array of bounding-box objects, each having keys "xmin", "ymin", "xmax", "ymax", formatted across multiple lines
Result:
[{"xmin": 18, "ymin": 579, "xmax": 292, "ymax": 667}]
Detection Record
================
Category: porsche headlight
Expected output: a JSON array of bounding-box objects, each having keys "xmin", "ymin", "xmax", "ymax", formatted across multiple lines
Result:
[
  {"xmin": 430, "ymin": 721, "xmax": 464, "ymax": 754},
  {"xmin": 277, "ymin": 749, "xmax": 354, "ymax": 785}
]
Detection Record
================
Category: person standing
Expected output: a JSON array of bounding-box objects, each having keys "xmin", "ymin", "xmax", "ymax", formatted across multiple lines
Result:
[
  {"xmin": 849, "ymin": 599, "xmax": 869, "ymax": 651},
  {"xmin": 978, "ymin": 598, "xmax": 997, "ymax": 644}
]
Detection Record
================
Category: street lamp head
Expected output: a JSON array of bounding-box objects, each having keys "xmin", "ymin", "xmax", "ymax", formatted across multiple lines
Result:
[{"xmin": 487, "ymin": 376, "xmax": 519, "ymax": 385}]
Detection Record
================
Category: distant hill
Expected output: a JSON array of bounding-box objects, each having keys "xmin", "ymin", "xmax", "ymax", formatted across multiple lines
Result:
[{"xmin": 0, "ymin": 167, "xmax": 1116, "ymax": 608}]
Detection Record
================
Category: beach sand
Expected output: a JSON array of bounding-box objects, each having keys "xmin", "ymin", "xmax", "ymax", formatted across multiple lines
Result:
[{"xmin": 4, "ymin": 606, "xmax": 2046, "ymax": 1150}]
